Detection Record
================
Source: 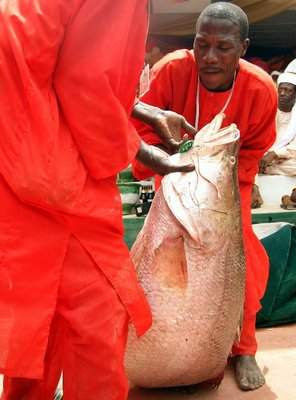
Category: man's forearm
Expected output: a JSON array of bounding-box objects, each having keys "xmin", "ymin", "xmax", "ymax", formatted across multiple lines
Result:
[{"xmin": 132, "ymin": 102, "xmax": 196, "ymax": 154}]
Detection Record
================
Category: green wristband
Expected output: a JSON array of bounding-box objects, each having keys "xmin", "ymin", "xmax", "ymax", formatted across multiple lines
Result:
[{"xmin": 179, "ymin": 140, "xmax": 194, "ymax": 153}]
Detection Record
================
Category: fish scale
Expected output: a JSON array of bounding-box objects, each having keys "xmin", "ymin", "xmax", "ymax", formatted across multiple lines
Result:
[{"xmin": 125, "ymin": 115, "xmax": 245, "ymax": 388}]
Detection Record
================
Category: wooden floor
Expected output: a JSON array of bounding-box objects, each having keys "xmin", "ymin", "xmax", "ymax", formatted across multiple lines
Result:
[{"xmin": 1, "ymin": 325, "xmax": 295, "ymax": 399}]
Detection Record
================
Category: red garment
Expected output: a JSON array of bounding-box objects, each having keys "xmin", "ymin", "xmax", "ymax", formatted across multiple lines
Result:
[
  {"xmin": 0, "ymin": 0, "xmax": 151, "ymax": 380},
  {"xmin": 2, "ymin": 237, "xmax": 129, "ymax": 400},
  {"xmin": 132, "ymin": 49, "xmax": 277, "ymax": 354},
  {"xmin": 232, "ymin": 310, "xmax": 257, "ymax": 356}
]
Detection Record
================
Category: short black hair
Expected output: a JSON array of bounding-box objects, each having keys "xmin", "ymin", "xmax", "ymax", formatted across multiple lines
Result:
[{"xmin": 197, "ymin": 2, "xmax": 249, "ymax": 41}]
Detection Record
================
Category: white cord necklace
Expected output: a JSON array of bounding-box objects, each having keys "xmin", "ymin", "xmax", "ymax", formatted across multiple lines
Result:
[{"xmin": 195, "ymin": 70, "xmax": 237, "ymax": 129}]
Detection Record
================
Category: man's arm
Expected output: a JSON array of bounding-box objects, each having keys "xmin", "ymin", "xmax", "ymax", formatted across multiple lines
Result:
[
  {"xmin": 132, "ymin": 101, "xmax": 196, "ymax": 154},
  {"xmin": 239, "ymin": 89, "xmax": 277, "ymax": 184},
  {"xmin": 136, "ymin": 140, "xmax": 193, "ymax": 176},
  {"xmin": 131, "ymin": 52, "xmax": 195, "ymax": 180}
]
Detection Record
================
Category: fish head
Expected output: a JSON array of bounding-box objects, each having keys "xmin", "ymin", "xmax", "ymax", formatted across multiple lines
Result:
[
  {"xmin": 192, "ymin": 123, "xmax": 241, "ymax": 212},
  {"xmin": 162, "ymin": 117, "xmax": 240, "ymax": 243}
]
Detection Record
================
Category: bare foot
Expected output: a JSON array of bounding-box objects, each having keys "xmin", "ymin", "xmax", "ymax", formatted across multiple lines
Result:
[{"xmin": 233, "ymin": 355, "xmax": 265, "ymax": 391}]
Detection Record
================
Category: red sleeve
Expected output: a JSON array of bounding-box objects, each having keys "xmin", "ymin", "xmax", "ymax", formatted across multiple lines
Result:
[
  {"xmin": 238, "ymin": 87, "xmax": 277, "ymax": 185},
  {"xmin": 132, "ymin": 57, "xmax": 175, "ymax": 180},
  {"xmin": 134, "ymin": 57, "xmax": 175, "ymax": 146}
]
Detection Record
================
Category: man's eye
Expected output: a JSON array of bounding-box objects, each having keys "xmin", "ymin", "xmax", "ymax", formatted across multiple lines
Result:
[
  {"xmin": 198, "ymin": 43, "xmax": 208, "ymax": 49},
  {"xmin": 219, "ymin": 47, "xmax": 231, "ymax": 51}
]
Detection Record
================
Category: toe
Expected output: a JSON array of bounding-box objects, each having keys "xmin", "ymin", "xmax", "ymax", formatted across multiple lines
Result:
[{"xmin": 238, "ymin": 377, "xmax": 251, "ymax": 391}]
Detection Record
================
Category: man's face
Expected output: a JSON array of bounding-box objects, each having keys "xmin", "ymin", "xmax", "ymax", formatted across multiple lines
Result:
[
  {"xmin": 278, "ymin": 83, "xmax": 296, "ymax": 112},
  {"xmin": 194, "ymin": 16, "xmax": 249, "ymax": 91}
]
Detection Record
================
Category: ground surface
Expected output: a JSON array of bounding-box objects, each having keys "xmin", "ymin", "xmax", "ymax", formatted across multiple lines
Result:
[{"xmin": 1, "ymin": 325, "xmax": 295, "ymax": 399}]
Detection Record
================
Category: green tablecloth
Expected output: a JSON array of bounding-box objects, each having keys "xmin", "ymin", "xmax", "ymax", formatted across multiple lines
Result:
[
  {"xmin": 252, "ymin": 210, "xmax": 296, "ymax": 225},
  {"xmin": 257, "ymin": 224, "xmax": 296, "ymax": 327},
  {"xmin": 123, "ymin": 212, "xmax": 296, "ymax": 328},
  {"xmin": 123, "ymin": 216, "xmax": 146, "ymax": 250}
]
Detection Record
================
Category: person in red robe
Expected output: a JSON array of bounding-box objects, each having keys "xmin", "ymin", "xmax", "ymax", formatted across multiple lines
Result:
[
  {"xmin": 132, "ymin": 2, "xmax": 277, "ymax": 391},
  {"xmin": 0, "ymin": 1, "xmax": 196, "ymax": 399}
]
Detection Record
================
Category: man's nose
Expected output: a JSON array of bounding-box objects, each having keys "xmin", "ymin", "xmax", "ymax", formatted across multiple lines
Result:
[{"xmin": 203, "ymin": 47, "xmax": 219, "ymax": 63}]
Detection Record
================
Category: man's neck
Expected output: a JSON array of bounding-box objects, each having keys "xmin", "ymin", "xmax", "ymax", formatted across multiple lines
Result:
[{"xmin": 200, "ymin": 79, "xmax": 234, "ymax": 93}]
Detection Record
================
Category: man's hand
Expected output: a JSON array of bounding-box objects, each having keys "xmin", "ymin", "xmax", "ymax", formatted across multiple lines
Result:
[
  {"xmin": 259, "ymin": 151, "xmax": 278, "ymax": 173},
  {"xmin": 136, "ymin": 141, "xmax": 194, "ymax": 176},
  {"xmin": 151, "ymin": 109, "xmax": 196, "ymax": 154},
  {"xmin": 132, "ymin": 102, "xmax": 196, "ymax": 154}
]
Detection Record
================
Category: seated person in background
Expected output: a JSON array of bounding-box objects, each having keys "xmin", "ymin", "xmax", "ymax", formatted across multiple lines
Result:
[
  {"xmin": 260, "ymin": 71, "xmax": 296, "ymax": 176},
  {"xmin": 251, "ymin": 183, "xmax": 264, "ymax": 209},
  {"xmin": 270, "ymin": 70, "xmax": 280, "ymax": 86}
]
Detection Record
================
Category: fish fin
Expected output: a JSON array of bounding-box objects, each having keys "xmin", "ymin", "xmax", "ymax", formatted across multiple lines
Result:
[
  {"xmin": 153, "ymin": 236, "xmax": 188, "ymax": 289},
  {"xmin": 162, "ymin": 174, "xmax": 201, "ymax": 241}
]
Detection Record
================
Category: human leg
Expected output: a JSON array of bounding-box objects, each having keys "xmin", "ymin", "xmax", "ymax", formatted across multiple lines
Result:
[
  {"xmin": 232, "ymin": 311, "xmax": 265, "ymax": 391},
  {"xmin": 1, "ymin": 315, "xmax": 64, "ymax": 400},
  {"xmin": 2, "ymin": 236, "xmax": 130, "ymax": 400},
  {"xmin": 231, "ymin": 226, "xmax": 268, "ymax": 391},
  {"xmin": 57, "ymin": 236, "xmax": 130, "ymax": 400},
  {"xmin": 233, "ymin": 182, "xmax": 269, "ymax": 391}
]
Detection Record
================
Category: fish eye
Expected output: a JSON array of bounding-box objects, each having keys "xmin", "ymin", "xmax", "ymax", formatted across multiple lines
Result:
[{"xmin": 229, "ymin": 156, "xmax": 236, "ymax": 164}]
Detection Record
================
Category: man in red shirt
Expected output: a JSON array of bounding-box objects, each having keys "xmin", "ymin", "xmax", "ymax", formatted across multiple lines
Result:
[
  {"xmin": 133, "ymin": 2, "xmax": 277, "ymax": 391},
  {"xmin": 0, "ymin": 1, "xmax": 195, "ymax": 399}
]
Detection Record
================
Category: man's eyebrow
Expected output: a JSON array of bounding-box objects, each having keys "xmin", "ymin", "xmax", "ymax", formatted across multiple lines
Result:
[{"xmin": 195, "ymin": 35, "xmax": 237, "ymax": 43}]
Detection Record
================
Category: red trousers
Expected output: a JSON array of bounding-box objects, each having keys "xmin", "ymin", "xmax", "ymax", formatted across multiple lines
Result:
[
  {"xmin": 1, "ymin": 237, "xmax": 129, "ymax": 400},
  {"xmin": 232, "ymin": 312, "xmax": 257, "ymax": 356},
  {"xmin": 231, "ymin": 218, "xmax": 269, "ymax": 357}
]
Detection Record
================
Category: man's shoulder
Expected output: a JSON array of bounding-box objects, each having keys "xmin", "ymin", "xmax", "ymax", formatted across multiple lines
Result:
[
  {"xmin": 152, "ymin": 49, "xmax": 195, "ymax": 72},
  {"xmin": 239, "ymin": 59, "xmax": 276, "ymax": 98}
]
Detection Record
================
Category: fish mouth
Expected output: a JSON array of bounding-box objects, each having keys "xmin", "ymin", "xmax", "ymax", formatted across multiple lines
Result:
[{"xmin": 197, "ymin": 129, "xmax": 240, "ymax": 148}]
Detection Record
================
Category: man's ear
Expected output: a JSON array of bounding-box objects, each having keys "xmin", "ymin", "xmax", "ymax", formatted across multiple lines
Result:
[{"xmin": 241, "ymin": 38, "xmax": 250, "ymax": 57}]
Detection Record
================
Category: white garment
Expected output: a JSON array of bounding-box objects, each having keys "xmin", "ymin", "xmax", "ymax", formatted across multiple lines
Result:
[
  {"xmin": 265, "ymin": 103, "xmax": 296, "ymax": 176},
  {"xmin": 271, "ymin": 72, "xmax": 296, "ymax": 151},
  {"xmin": 266, "ymin": 110, "xmax": 296, "ymax": 176},
  {"xmin": 272, "ymin": 109, "xmax": 293, "ymax": 153}
]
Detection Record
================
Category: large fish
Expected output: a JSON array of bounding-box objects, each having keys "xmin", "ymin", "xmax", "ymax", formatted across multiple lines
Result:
[{"xmin": 125, "ymin": 114, "xmax": 245, "ymax": 388}]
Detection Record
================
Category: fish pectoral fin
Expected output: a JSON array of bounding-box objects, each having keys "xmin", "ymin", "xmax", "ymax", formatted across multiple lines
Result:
[{"xmin": 153, "ymin": 236, "xmax": 188, "ymax": 290}]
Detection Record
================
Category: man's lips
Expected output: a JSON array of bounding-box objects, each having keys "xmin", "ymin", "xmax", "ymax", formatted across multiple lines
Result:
[{"xmin": 201, "ymin": 68, "xmax": 222, "ymax": 74}]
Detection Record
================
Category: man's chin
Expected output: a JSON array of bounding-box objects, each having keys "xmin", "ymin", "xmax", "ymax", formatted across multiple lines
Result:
[
  {"xmin": 200, "ymin": 77, "xmax": 222, "ymax": 91},
  {"xmin": 200, "ymin": 76, "xmax": 231, "ymax": 92}
]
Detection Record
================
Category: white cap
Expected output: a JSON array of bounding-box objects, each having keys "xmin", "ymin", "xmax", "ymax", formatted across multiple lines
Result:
[
  {"xmin": 271, "ymin": 70, "xmax": 280, "ymax": 77},
  {"xmin": 285, "ymin": 59, "xmax": 296, "ymax": 74},
  {"xmin": 277, "ymin": 72, "xmax": 296, "ymax": 87}
]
